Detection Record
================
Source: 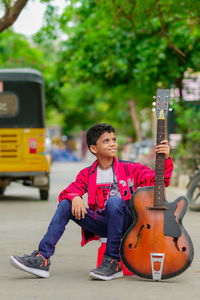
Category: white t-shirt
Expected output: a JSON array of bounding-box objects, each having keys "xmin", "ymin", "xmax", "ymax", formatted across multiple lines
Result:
[{"xmin": 96, "ymin": 166, "xmax": 120, "ymax": 209}]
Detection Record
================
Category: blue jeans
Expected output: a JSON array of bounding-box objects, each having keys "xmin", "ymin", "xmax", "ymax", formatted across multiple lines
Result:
[{"xmin": 38, "ymin": 196, "xmax": 133, "ymax": 261}]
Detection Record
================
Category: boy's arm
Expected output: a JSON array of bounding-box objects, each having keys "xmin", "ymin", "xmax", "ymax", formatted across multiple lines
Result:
[
  {"xmin": 133, "ymin": 157, "xmax": 173, "ymax": 188},
  {"xmin": 58, "ymin": 169, "xmax": 88, "ymax": 203},
  {"xmin": 133, "ymin": 140, "xmax": 173, "ymax": 188},
  {"xmin": 163, "ymin": 156, "xmax": 174, "ymax": 186}
]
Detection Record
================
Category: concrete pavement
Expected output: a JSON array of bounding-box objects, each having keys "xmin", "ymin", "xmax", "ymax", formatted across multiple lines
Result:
[{"xmin": 0, "ymin": 161, "xmax": 200, "ymax": 300}]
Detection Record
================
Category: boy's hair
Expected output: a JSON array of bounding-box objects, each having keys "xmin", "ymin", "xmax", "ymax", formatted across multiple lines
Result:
[{"xmin": 86, "ymin": 123, "xmax": 115, "ymax": 151}]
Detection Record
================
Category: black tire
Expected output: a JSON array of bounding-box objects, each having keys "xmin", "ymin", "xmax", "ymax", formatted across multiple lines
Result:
[
  {"xmin": 0, "ymin": 187, "xmax": 6, "ymax": 195},
  {"xmin": 39, "ymin": 189, "xmax": 49, "ymax": 201},
  {"xmin": 187, "ymin": 174, "xmax": 200, "ymax": 211}
]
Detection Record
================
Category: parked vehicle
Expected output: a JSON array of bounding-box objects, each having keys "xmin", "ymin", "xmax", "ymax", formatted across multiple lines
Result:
[
  {"xmin": 187, "ymin": 158, "xmax": 200, "ymax": 211},
  {"xmin": 0, "ymin": 68, "xmax": 50, "ymax": 200}
]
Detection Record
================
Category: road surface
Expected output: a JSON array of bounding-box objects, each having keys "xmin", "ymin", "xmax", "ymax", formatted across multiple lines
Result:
[{"xmin": 0, "ymin": 161, "xmax": 199, "ymax": 300}]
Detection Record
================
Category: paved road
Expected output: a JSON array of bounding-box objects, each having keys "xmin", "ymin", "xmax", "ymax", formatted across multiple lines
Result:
[{"xmin": 0, "ymin": 161, "xmax": 200, "ymax": 300}]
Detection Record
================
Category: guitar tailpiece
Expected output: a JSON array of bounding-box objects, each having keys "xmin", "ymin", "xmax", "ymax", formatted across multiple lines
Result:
[{"xmin": 150, "ymin": 253, "xmax": 165, "ymax": 280}]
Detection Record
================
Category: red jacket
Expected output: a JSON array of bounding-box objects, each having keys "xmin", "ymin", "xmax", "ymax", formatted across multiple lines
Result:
[
  {"xmin": 59, "ymin": 156, "xmax": 173, "ymax": 205},
  {"xmin": 59, "ymin": 156, "xmax": 174, "ymax": 246}
]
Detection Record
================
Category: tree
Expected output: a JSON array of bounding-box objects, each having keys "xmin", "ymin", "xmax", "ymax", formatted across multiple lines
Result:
[
  {"xmin": 55, "ymin": 0, "xmax": 156, "ymax": 136},
  {"xmin": 52, "ymin": 0, "xmax": 200, "ymax": 138},
  {"xmin": 107, "ymin": 0, "xmax": 200, "ymax": 95},
  {"xmin": 0, "ymin": 0, "xmax": 54, "ymax": 33},
  {"xmin": 0, "ymin": 0, "xmax": 29, "ymax": 33},
  {"xmin": 1, "ymin": 0, "xmax": 199, "ymax": 156}
]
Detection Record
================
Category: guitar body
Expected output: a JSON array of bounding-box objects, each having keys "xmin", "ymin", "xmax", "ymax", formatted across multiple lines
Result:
[{"xmin": 120, "ymin": 186, "xmax": 194, "ymax": 279}]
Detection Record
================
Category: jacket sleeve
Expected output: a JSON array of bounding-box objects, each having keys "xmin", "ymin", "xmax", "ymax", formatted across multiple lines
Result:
[
  {"xmin": 132, "ymin": 156, "xmax": 174, "ymax": 188},
  {"xmin": 58, "ymin": 169, "xmax": 88, "ymax": 202}
]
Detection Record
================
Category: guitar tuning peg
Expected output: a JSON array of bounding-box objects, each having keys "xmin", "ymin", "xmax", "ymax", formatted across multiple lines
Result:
[
  {"xmin": 169, "ymin": 108, "xmax": 173, "ymax": 111},
  {"xmin": 153, "ymin": 96, "xmax": 157, "ymax": 99},
  {"xmin": 170, "ymin": 101, "xmax": 173, "ymax": 105},
  {"xmin": 152, "ymin": 108, "xmax": 156, "ymax": 112},
  {"xmin": 152, "ymin": 102, "xmax": 156, "ymax": 106}
]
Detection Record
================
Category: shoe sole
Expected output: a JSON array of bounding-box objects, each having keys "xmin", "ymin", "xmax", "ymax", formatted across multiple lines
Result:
[
  {"xmin": 89, "ymin": 271, "xmax": 123, "ymax": 281},
  {"xmin": 10, "ymin": 256, "xmax": 50, "ymax": 278}
]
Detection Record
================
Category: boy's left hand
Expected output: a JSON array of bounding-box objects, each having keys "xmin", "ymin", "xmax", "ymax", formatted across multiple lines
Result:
[{"xmin": 155, "ymin": 140, "xmax": 170, "ymax": 159}]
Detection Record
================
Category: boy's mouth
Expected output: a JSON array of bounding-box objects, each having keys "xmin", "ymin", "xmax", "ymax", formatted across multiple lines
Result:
[{"xmin": 109, "ymin": 148, "xmax": 117, "ymax": 152}]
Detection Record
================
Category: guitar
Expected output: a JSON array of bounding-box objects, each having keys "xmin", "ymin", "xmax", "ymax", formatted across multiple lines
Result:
[{"xmin": 120, "ymin": 89, "xmax": 194, "ymax": 280}]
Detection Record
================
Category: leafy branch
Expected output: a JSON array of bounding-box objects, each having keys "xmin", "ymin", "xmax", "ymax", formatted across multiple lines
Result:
[
  {"xmin": 155, "ymin": 0, "xmax": 185, "ymax": 62},
  {"xmin": 0, "ymin": 0, "xmax": 29, "ymax": 33}
]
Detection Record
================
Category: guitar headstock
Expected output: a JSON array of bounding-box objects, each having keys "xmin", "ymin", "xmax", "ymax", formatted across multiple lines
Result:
[{"xmin": 152, "ymin": 89, "xmax": 172, "ymax": 119}]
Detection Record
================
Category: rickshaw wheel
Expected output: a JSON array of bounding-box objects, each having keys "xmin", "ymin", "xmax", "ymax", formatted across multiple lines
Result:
[
  {"xmin": 39, "ymin": 189, "xmax": 49, "ymax": 201},
  {"xmin": 0, "ymin": 187, "xmax": 6, "ymax": 195}
]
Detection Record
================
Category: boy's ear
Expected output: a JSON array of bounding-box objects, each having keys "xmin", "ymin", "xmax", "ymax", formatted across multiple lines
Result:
[{"xmin": 89, "ymin": 145, "xmax": 97, "ymax": 155}]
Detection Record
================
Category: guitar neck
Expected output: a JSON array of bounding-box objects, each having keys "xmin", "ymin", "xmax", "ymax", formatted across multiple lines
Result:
[{"xmin": 154, "ymin": 119, "xmax": 165, "ymax": 208}]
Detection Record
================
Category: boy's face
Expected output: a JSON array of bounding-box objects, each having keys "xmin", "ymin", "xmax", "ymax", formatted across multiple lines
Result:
[{"xmin": 90, "ymin": 131, "xmax": 118, "ymax": 158}]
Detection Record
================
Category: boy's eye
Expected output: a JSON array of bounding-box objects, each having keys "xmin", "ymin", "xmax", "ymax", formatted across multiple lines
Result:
[{"xmin": 103, "ymin": 138, "xmax": 117, "ymax": 143}]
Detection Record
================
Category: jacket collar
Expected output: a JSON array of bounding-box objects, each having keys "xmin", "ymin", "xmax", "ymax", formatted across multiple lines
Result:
[{"xmin": 89, "ymin": 156, "xmax": 119, "ymax": 175}]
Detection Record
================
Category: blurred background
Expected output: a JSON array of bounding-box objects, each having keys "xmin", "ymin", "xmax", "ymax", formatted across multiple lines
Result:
[{"xmin": 0, "ymin": 0, "xmax": 200, "ymax": 191}]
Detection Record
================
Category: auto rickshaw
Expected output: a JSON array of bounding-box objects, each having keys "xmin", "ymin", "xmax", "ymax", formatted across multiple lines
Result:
[{"xmin": 0, "ymin": 68, "xmax": 51, "ymax": 200}]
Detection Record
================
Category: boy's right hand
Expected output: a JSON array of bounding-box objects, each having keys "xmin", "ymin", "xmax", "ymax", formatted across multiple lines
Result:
[{"xmin": 72, "ymin": 196, "xmax": 87, "ymax": 220}]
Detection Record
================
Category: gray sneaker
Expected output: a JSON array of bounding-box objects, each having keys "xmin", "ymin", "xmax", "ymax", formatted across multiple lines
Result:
[
  {"xmin": 10, "ymin": 250, "xmax": 50, "ymax": 278},
  {"xmin": 89, "ymin": 254, "xmax": 123, "ymax": 280}
]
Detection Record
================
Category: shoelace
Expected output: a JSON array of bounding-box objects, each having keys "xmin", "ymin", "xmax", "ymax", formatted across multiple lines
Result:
[
  {"xmin": 23, "ymin": 250, "xmax": 39, "ymax": 258},
  {"xmin": 22, "ymin": 251, "xmax": 50, "ymax": 265}
]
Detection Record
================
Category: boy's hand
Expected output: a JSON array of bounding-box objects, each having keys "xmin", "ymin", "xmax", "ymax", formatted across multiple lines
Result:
[
  {"xmin": 72, "ymin": 196, "xmax": 87, "ymax": 220},
  {"xmin": 155, "ymin": 140, "xmax": 170, "ymax": 159}
]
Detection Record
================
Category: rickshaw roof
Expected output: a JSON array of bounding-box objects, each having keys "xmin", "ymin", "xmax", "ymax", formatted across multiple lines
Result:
[{"xmin": 0, "ymin": 68, "xmax": 44, "ymax": 84}]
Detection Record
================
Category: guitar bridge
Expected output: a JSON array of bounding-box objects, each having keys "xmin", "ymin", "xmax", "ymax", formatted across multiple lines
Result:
[{"xmin": 150, "ymin": 253, "xmax": 165, "ymax": 280}]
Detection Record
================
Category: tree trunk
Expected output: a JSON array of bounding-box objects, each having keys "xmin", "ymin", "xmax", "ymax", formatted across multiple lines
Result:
[
  {"xmin": 175, "ymin": 77, "xmax": 184, "ymax": 106},
  {"xmin": 128, "ymin": 99, "xmax": 142, "ymax": 142},
  {"xmin": 0, "ymin": 0, "xmax": 29, "ymax": 33}
]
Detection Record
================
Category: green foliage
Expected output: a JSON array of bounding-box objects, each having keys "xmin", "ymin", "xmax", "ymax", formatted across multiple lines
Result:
[
  {"xmin": 53, "ymin": 0, "xmax": 200, "ymax": 137},
  {"xmin": 33, "ymin": 3, "xmax": 60, "ymax": 43},
  {"xmin": 0, "ymin": 28, "xmax": 60, "ymax": 116},
  {"xmin": 0, "ymin": 30, "xmax": 44, "ymax": 68},
  {"xmin": 172, "ymin": 102, "xmax": 200, "ymax": 170},
  {"xmin": 46, "ymin": 107, "xmax": 65, "ymax": 127}
]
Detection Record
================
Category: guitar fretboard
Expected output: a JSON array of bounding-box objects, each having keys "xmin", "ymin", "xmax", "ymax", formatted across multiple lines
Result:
[{"xmin": 154, "ymin": 119, "xmax": 165, "ymax": 207}]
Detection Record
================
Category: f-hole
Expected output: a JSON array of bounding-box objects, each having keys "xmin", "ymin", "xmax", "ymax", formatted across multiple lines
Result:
[
  {"xmin": 134, "ymin": 224, "xmax": 150, "ymax": 248},
  {"xmin": 173, "ymin": 238, "xmax": 187, "ymax": 252}
]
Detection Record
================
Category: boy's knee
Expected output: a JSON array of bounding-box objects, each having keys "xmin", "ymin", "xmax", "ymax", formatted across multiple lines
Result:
[
  {"xmin": 58, "ymin": 199, "xmax": 71, "ymax": 212},
  {"xmin": 106, "ymin": 196, "xmax": 125, "ymax": 212}
]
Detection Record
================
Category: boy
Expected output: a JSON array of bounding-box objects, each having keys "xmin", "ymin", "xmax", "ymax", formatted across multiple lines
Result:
[{"xmin": 10, "ymin": 123, "xmax": 173, "ymax": 280}]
